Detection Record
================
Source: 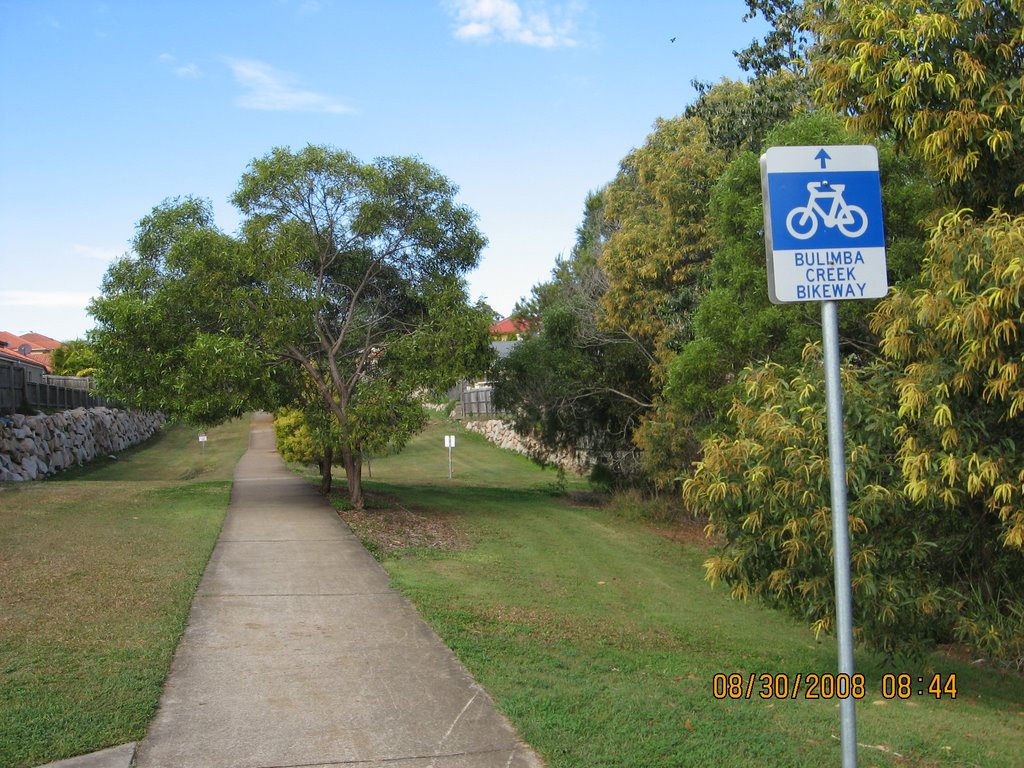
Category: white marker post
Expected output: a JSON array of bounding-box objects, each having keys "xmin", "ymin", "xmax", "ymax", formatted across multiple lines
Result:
[
  {"xmin": 198, "ymin": 432, "xmax": 208, "ymax": 451},
  {"xmin": 444, "ymin": 434, "xmax": 455, "ymax": 479},
  {"xmin": 761, "ymin": 145, "xmax": 888, "ymax": 768}
]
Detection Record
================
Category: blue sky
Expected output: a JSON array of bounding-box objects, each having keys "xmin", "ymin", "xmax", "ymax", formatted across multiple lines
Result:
[{"xmin": 1, "ymin": 0, "xmax": 767, "ymax": 341}]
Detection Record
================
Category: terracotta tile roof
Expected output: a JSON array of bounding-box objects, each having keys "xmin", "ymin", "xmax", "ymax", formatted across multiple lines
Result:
[
  {"xmin": 0, "ymin": 331, "xmax": 33, "ymax": 356},
  {"xmin": 20, "ymin": 332, "xmax": 63, "ymax": 350},
  {"xmin": 0, "ymin": 331, "xmax": 54, "ymax": 372},
  {"xmin": 489, "ymin": 317, "xmax": 531, "ymax": 336},
  {"xmin": 31, "ymin": 351, "xmax": 54, "ymax": 369}
]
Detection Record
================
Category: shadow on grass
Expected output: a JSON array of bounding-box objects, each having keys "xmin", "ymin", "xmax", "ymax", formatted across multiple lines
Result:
[
  {"xmin": 47, "ymin": 428, "xmax": 175, "ymax": 482},
  {"xmin": 44, "ymin": 419, "xmax": 249, "ymax": 484}
]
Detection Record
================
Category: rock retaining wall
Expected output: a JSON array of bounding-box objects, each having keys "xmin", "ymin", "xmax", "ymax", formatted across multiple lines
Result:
[
  {"xmin": 464, "ymin": 419, "xmax": 590, "ymax": 475},
  {"xmin": 0, "ymin": 408, "xmax": 166, "ymax": 482}
]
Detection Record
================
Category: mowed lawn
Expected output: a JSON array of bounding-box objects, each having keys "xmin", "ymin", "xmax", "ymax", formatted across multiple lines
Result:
[
  {"xmin": 346, "ymin": 416, "xmax": 1024, "ymax": 768},
  {"xmin": 4, "ymin": 410, "xmax": 1021, "ymax": 767},
  {"xmin": 0, "ymin": 417, "xmax": 250, "ymax": 768}
]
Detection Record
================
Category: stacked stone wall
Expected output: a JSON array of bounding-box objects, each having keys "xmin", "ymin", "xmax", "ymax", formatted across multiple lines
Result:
[
  {"xmin": 463, "ymin": 419, "xmax": 590, "ymax": 475},
  {"xmin": 0, "ymin": 407, "xmax": 165, "ymax": 481}
]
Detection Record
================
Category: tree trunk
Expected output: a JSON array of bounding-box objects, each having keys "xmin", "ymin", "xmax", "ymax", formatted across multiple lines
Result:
[
  {"xmin": 318, "ymin": 446, "xmax": 333, "ymax": 495},
  {"xmin": 341, "ymin": 445, "xmax": 364, "ymax": 510}
]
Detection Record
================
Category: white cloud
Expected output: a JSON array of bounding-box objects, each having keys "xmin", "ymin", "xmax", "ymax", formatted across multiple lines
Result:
[
  {"xmin": 159, "ymin": 53, "xmax": 202, "ymax": 78},
  {"xmin": 0, "ymin": 290, "xmax": 95, "ymax": 309},
  {"xmin": 225, "ymin": 57, "xmax": 352, "ymax": 114},
  {"xmin": 445, "ymin": 0, "xmax": 581, "ymax": 48}
]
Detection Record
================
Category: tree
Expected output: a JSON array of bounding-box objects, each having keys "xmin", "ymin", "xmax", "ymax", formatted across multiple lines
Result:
[
  {"xmin": 683, "ymin": 211, "xmax": 1024, "ymax": 663},
  {"xmin": 868, "ymin": 209, "xmax": 1024, "ymax": 662},
  {"xmin": 600, "ymin": 116, "xmax": 728, "ymax": 378},
  {"xmin": 664, "ymin": 112, "xmax": 936, "ymax": 431},
  {"xmin": 682, "ymin": 350, "xmax": 955, "ymax": 659},
  {"xmin": 495, "ymin": 191, "xmax": 654, "ymax": 484},
  {"xmin": 274, "ymin": 404, "xmax": 342, "ymax": 495},
  {"xmin": 49, "ymin": 339, "xmax": 100, "ymax": 377},
  {"xmin": 233, "ymin": 148, "xmax": 492, "ymax": 509},
  {"xmin": 91, "ymin": 147, "xmax": 491, "ymax": 509},
  {"xmin": 782, "ymin": 0, "xmax": 1024, "ymax": 664},
  {"xmin": 686, "ymin": 74, "xmax": 811, "ymax": 158},
  {"xmin": 735, "ymin": 0, "xmax": 812, "ymax": 77},
  {"xmin": 810, "ymin": 0, "xmax": 1024, "ymax": 211},
  {"xmin": 90, "ymin": 197, "xmax": 279, "ymax": 425},
  {"xmin": 625, "ymin": 83, "xmax": 811, "ymax": 483},
  {"xmin": 494, "ymin": 304, "xmax": 654, "ymax": 485}
]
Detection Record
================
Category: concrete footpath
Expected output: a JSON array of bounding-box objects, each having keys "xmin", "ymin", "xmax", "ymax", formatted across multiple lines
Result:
[{"xmin": 41, "ymin": 413, "xmax": 543, "ymax": 768}]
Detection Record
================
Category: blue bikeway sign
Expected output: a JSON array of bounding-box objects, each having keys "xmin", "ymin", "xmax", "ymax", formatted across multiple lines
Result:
[{"xmin": 760, "ymin": 145, "xmax": 887, "ymax": 304}]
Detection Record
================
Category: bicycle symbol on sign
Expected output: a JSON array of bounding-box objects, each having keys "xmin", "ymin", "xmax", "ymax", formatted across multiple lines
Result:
[{"xmin": 785, "ymin": 181, "xmax": 868, "ymax": 240}]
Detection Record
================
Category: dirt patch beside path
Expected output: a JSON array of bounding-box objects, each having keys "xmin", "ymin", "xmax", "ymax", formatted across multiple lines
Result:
[{"xmin": 335, "ymin": 492, "xmax": 468, "ymax": 555}]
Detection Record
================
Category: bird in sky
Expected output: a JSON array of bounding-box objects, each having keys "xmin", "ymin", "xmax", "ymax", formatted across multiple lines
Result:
[{"xmin": 670, "ymin": 36, "xmax": 676, "ymax": 42}]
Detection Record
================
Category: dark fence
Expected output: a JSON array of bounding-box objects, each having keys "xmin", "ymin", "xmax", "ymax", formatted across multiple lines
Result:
[{"xmin": 0, "ymin": 363, "xmax": 117, "ymax": 414}]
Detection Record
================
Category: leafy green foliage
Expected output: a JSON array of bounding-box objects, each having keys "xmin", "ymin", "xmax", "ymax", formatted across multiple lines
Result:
[
  {"xmin": 495, "ymin": 192, "xmax": 654, "ymax": 484},
  {"xmin": 664, "ymin": 112, "xmax": 936, "ymax": 431},
  {"xmin": 687, "ymin": 74, "xmax": 810, "ymax": 157},
  {"xmin": 90, "ymin": 198, "xmax": 279, "ymax": 426},
  {"xmin": 631, "ymin": 396, "xmax": 702, "ymax": 489},
  {"xmin": 49, "ymin": 339, "xmax": 100, "ymax": 377},
  {"xmin": 685, "ymin": 340, "xmax": 1024, "ymax": 664},
  {"xmin": 600, "ymin": 116, "xmax": 728, "ymax": 374},
  {"xmin": 683, "ymin": 348, "xmax": 1023, "ymax": 662},
  {"xmin": 680, "ymin": 204, "xmax": 1024, "ymax": 664},
  {"xmin": 735, "ymin": 0, "xmax": 812, "ymax": 76},
  {"xmin": 274, "ymin": 407, "xmax": 322, "ymax": 466},
  {"xmin": 385, "ymin": 281, "xmax": 496, "ymax": 395},
  {"xmin": 90, "ymin": 147, "xmax": 490, "ymax": 509},
  {"xmin": 873, "ymin": 210, "xmax": 1024, "ymax": 552},
  {"xmin": 273, "ymin": 402, "xmax": 349, "ymax": 493},
  {"xmin": 810, "ymin": 0, "xmax": 1024, "ymax": 210},
  {"xmin": 624, "ymin": 84, "xmax": 816, "ymax": 483},
  {"xmin": 512, "ymin": 85, "xmax": 826, "ymax": 489},
  {"xmin": 494, "ymin": 305, "xmax": 652, "ymax": 484},
  {"xmin": 868, "ymin": 210, "xmax": 1024, "ymax": 663}
]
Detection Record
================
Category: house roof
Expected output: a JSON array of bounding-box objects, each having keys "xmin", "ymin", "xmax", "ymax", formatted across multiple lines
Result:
[
  {"xmin": 0, "ymin": 331, "xmax": 33, "ymax": 355},
  {"xmin": 489, "ymin": 317, "xmax": 530, "ymax": 336},
  {"xmin": 0, "ymin": 331, "xmax": 54, "ymax": 372},
  {"xmin": 20, "ymin": 332, "xmax": 63, "ymax": 350}
]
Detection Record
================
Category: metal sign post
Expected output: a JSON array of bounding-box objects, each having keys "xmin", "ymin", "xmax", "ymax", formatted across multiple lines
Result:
[
  {"xmin": 821, "ymin": 298, "xmax": 858, "ymax": 768},
  {"xmin": 761, "ymin": 145, "xmax": 888, "ymax": 768}
]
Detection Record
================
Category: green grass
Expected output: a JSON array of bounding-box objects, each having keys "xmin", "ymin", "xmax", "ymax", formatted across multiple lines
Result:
[
  {"xmin": 0, "ymin": 417, "xmax": 250, "ymax": 768},
  {"xmin": 343, "ymin": 415, "xmax": 1024, "ymax": 768}
]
